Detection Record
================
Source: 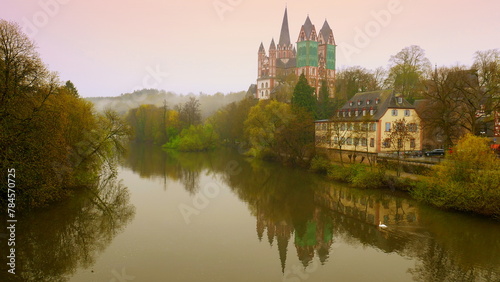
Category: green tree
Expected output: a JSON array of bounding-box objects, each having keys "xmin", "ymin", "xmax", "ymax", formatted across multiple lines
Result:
[
  {"xmin": 292, "ymin": 73, "xmax": 316, "ymax": 116},
  {"xmin": 386, "ymin": 45, "xmax": 431, "ymax": 102},
  {"xmin": 244, "ymin": 100, "xmax": 293, "ymax": 159}
]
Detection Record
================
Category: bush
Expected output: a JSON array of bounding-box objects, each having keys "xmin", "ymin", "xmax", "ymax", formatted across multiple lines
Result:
[
  {"xmin": 163, "ymin": 124, "xmax": 219, "ymax": 152},
  {"xmin": 309, "ymin": 155, "xmax": 332, "ymax": 174},
  {"xmin": 411, "ymin": 134, "xmax": 500, "ymax": 217},
  {"xmin": 351, "ymin": 169, "xmax": 385, "ymax": 189}
]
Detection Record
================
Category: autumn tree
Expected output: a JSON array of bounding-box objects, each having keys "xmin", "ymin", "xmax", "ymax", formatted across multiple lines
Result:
[
  {"xmin": 244, "ymin": 100, "xmax": 293, "ymax": 159},
  {"xmin": 386, "ymin": 45, "xmax": 431, "ymax": 102},
  {"xmin": 412, "ymin": 134, "xmax": 500, "ymax": 217},
  {"xmin": 178, "ymin": 96, "xmax": 202, "ymax": 128},
  {"xmin": 335, "ymin": 66, "xmax": 379, "ymax": 101},
  {"xmin": 0, "ymin": 20, "xmax": 130, "ymax": 209}
]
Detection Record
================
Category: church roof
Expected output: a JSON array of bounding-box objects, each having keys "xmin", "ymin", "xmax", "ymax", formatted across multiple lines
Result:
[
  {"xmin": 278, "ymin": 8, "xmax": 291, "ymax": 46},
  {"xmin": 258, "ymin": 42, "xmax": 265, "ymax": 53},
  {"xmin": 302, "ymin": 16, "xmax": 314, "ymax": 39},
  {"xmin": 320, "ymin": 20, "xmax": 334, "ymax": 44},
  {"xmin": 269, "ymin": 38, "xmax": 276, "ymax": 50}
]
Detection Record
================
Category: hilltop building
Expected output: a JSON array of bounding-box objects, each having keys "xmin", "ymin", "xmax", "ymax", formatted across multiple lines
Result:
[{"xmin": 255, "ymin": 8, "xmax": 336, "ymax": 100}]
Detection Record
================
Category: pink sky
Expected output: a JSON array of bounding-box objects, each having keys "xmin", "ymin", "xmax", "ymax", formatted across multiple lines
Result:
[{"xmin": 1, "ymin": 0, "xmax": 499, "ymax": 97}]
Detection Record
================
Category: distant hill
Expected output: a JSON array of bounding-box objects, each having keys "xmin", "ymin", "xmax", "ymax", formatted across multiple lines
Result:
[{"xmin": 85, "ymin": 89, "xmax": 247, "ymax": 118}]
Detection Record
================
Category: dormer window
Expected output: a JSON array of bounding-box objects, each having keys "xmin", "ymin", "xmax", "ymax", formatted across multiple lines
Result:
[
  {"xmin": 367, "ymin": 100, "xmax": 371, "ymax": 105},
  {"xmin": 370, "ymin": 109, "xmax": 375, "ymax": 115},
  {"xmin": 357, "ymin": 100, "xmax": 362, "ymax": 106},
  {"xmin": 355, "ymin": 110, "xmax": 359, "ymax": 117},
  {"xmin": 349, "ymin": 101, "xmax": 353, "ymax": 107},
  {"xmin": 397, "ymin": 97, "xmax": 403, "ymax": 104},
  {"xmin": 362, "ymin": 109, "xmax": 366, "ymax": 116},
  {"xmin": 375, "ymin": 98, "xmax": 380, "ymax": 104}
]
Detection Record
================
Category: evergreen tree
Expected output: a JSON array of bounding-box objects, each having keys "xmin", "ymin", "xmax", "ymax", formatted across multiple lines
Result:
[
  {"xmin": 317, "ymin": 79, "xmax": 332, "ymax": 119},
  {"xmin": 291, "ymin": 73, "xmax": 316, "ymax": 116}
]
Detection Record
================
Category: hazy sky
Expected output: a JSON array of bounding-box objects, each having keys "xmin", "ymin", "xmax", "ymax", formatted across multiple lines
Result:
[{"xmin": 2, "ymin": 0, "xmax": 499, "ymax": 97}]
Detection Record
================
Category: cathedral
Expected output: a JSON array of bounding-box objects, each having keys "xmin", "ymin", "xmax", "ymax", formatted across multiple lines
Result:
[{"xmin": 255, "ymin": 8, "xmax": 337, "ymax": 100}]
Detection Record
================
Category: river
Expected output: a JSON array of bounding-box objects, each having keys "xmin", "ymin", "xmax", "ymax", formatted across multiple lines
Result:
[{"xmin": 2, "ymin": 143, "xmax": 499, "ymax": 281}]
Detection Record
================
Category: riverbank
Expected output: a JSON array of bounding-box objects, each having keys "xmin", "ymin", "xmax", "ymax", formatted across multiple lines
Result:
[{"xmin": 308, "ymin": 151, "xmax": 499, "ymax": 220}]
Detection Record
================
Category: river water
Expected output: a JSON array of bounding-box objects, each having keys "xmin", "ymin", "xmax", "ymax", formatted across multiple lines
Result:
[{"xmin": 2, "ymin": 143, "xmax": 499, "ymax": 281}]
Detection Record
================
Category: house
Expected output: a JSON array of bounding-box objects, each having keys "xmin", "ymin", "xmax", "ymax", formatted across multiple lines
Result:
[{"xmin": 315, "ymin": 90, "xmax": 423, "ymax": 155}]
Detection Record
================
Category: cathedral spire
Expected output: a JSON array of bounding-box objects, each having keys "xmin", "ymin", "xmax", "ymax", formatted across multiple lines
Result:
[{"xmin": 278, "ymin": 7, "xmax": 291, "ymax": 46}]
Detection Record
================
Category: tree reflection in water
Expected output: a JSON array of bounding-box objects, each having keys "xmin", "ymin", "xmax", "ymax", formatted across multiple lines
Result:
[
  {"xmin": 0, "ymin": 166, "xmax": 135, "ymax": 282},
  {"xmin": 122, "ymin": 143, "xmax": 500, "ymax": 281}
]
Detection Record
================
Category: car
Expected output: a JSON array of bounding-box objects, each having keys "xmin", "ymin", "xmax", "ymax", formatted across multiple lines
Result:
[{"xmin": 425, "ymin": 149, "xmax": 445, "ymax": 157}]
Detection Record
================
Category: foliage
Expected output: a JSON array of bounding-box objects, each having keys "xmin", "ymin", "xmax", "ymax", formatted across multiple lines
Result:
[
  {"xmin": 126, "ymin": 104, "xmax": 179, "ymax": 144},
  {"xmin": 177, "ymin": 96, "xmax": 202, "ymax": 128},
  {"xmin": 291, "ymin": 73, "xmax": 316, "ymax": 115},
  {"xmin": 335, "ymin": 66, "xmax": 380, "ymax": 101},
  {"xmin": 244, "ymin": 100, "xmax": 293, "ymax": 159},
  {"xmin": 386, "ymin": 45, "xmax": 431, "ymax": 102},
  {"xmin": 0, "ymin": 20, "xmax": 130, "ymax": 209},
  {"xmin": 163, "ymin": 123, "xmax": 219, "ymax": 152},
  {"xmin": 210, "ymin": 97, "xmax": 257, "ymax": 145},
  {"xmin": 309, "ymin": 155, "xmax": 332, "ymax": 174},
  {"xmin": 411, "ymin": 134, "xmax": 500, "ymax": 217}
]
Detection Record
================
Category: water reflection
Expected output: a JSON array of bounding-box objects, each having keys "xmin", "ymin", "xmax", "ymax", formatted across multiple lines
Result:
[
  {"xmin": 0, "ymin": 168, "xmax": 135, "ymax": 282},
  {"xmin": 124, "ymin": 143, "xmax": 500, "ymax": 281}
]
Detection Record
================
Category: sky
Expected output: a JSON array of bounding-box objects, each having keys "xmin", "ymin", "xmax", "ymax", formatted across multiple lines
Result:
[{"xmin": 1, "ymin": 0, "xmax": 499, "ymax": 98}]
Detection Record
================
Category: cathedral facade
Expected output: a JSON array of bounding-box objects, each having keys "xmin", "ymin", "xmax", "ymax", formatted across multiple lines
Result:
[{"xmin": 256, "ymin": 8, "xmax": 336, "ymax": 100}]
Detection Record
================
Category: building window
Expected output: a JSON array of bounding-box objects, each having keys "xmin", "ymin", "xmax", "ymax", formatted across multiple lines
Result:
[
  {"xmin": 375, "ymin": 99, "xmax": 380, "ymax": 104},
  {"xmin": 349, "ymin": 101, "xmax": 353, "ymax": 106},
  {"xmin": 370, "ymin": 109, "xmax": 375, "ymax": 115},
  {"xmin": 367, "ymin": 100, "xmax": 371, "ymax": 105},
  {"xmin": 397, "ymin": 97, "xmax": 403, "ymax": 104},
  {"xmin": 348, "ymin": 123, "xmax": 353, "ymax": 131},
  {"xmin": 361, "ymin": 138, "xmax": 367, "ymax": 146},
  {"xmin": 265, "ymin": 82, "xmax": 268, "ymax": 88},
  {"xmin": 397, "ymin": 138, "xmax": 403, "ymax": 148},
  {"xmin": 354, "ymin": 138, "xmax": 359, "ymax": 146},
  {"xmin": 392, "ymin": 109, "xmax": 398, "ymax": 116},
  {"xmin": 362, "ymin": 109, "xmax": 366, "ymax": 116},
  {"xmin": 369, "ymin": 123, "xmax": 377, "ymax": 131},
  {"xmin": 385, "ymin": 122, "xmax": 391, "ymax": 132},
  {"xmin": 404, "ymin": 109, "xmax": 410, "ymax": 116},
  {"xmin": 347, "ymin": 137, "xmax": 352, "ymax": 145},
  {"xmin": 409, "ymin": 123, "xmax": 417, "ymax": 132},
  {"xmin": 370, "ymin": 138, "xmax": 375, "ymax": 147},
  {"xmin": 383, "ymin": 138, "xmax": 391, "ymax": 148},
  {"xmin": 410, "ymin": 138, "xmax": 416, "ymax": 148},
  {"xmin": 355, "ymin": 110, "xmax": 359, "ymax": 117}
]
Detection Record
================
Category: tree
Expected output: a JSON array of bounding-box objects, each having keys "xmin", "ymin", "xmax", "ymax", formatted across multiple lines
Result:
[
  {"xmin": 335, "ymin": 66, "xmax": 379, "ymax": 101},
  {"xmin": 272, "ymin": 72, "xmax": 298, "ymax": 103},
  {"xmin": 178, "ymin": 96, "xmax": 201, "ymax": 128},
  {"xmin": 316, "ymin": 79, "xmax": 337, "ymax": 120},
  {"xmin": 0, "ymin": 20, "xmax": 130, "ymax": 209},
  {"xmin": 384, "ymin": 118, "xmax": 416, "ymax": 176},
  {"xmin": 420, "ymin": 66, "xmax": 467, "ymax": 149},
  {"xmin": 386, "ymin": 45, "xmax": 431, "ymax": 102},
  {"xmin": 412, "ymin": 134, "xmax": 500, "ymax": 217},
  {"xmin": 64, "ymin": 80, "xmax": 79, "ymax": 97},
  {"xmin": 329, "ymin": 115, "xmax": 349, "ymax": 166},
  {"xmin": 292, "ymin": 73, "xmax": 316, "ymax": 116},
  {"xmin": 244, "ymin": 100, "xmax": 293, "ymax": 159}
]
